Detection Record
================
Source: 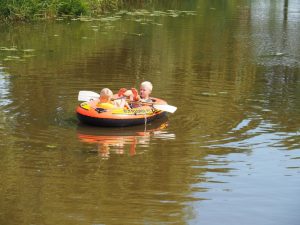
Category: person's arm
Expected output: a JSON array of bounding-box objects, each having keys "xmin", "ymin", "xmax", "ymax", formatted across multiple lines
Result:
[{"xmin": 113, "ymin": 98, "xmax": 131, "ymax": 109}]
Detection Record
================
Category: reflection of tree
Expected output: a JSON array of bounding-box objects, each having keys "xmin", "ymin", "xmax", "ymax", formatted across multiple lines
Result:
[
  {"xmin": 249, "ymin": 0, "xmax": 300, "ymax": 133},
  {"xmin": 284, "ymin": 0, "xmax": 288, "ymax": 22}
]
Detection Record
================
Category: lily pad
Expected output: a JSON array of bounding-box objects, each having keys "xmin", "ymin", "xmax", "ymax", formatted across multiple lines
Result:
[
  {"xmin": 184, "ymin": 11, "xmax": 197, "ymax": 16},
  {"xmin": 7, "ymin": 56, "xmax": 20, "ymax": 59},
  {"xmin": 46, "ymin": 144, "xmax": 56, "ymax": 148},
  {"xmin": 275, "ymin": 52, "xmax": 284, "ymax": 56},
  {"xmin": 23, "ymin": 49, "xmax": 35, "ymax": 52},
  {"xmin": 116, "ymin": 10, "xmax": 128, "ymax": 15},
  {"xmin": 79, "ymin": 17, "xmax": 93, "ymax": 22},
  {"xmin": 169, "ymin": 13, "xmax": 179, "ymax": 18},
  {"xmin": 131, "ymin": 33, "xmax": 143, "ymax": 36},
  {"xmin": 23, "ymin": 54, "xmax": 35, "ymax": 58},
  {"xmin": 100, "ymin": 16, "xmax": 120, "ymax": 22},
  {"xmin": 104, "ymin": 26, "xmax": 115, "ymax": 30},
  {"xmin": 3, "ymin": 58, "xmax": 13, "ymax": 61},
  {"xmin": 154, "ymin": 11, "xmax": 167, "ymax": 16},
  {"xmin": 152, "ymin": 22, "xmax": 163, "ymax": 26},
  {"xmin": 0, "ymin": 47, "xmax": 18, "ymax": 51},
  {"xmin": 201, "ymin": 92, "xmax": 217, "ymax": 96}
]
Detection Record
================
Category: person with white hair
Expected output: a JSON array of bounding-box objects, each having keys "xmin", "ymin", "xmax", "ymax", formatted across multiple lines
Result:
[
  {"xmin": 117, "ymin": 81, "xmax": 153, "ymax": 103},
  {"xmin": 138, "ymin": 81, "xmax": 153, "ymax": 102}
]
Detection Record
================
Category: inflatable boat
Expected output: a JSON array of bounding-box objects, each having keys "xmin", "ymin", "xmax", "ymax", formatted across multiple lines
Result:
[{"xmin": 76, "ymin": 97, "xmax": 168, "ymax": 127}]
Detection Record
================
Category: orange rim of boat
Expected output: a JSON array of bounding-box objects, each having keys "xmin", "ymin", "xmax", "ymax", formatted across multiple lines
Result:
[{"xmin": 76, "ymin": 97, "xmax": 167, "ymax": 127}]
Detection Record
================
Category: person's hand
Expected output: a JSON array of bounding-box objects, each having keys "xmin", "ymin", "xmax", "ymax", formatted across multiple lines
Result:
[
  {"xmin": 131, "ymin": 88, "xmax": 140, "ymax": 101},
  {"xmin": 118, "ymin": 88, "xmax": 127, "ymax": 97}
]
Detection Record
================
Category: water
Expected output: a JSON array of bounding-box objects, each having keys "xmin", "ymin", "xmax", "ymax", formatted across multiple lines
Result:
[{"xmin": 0, "ymin": 0, "xmax": 300, "ymax": 224}]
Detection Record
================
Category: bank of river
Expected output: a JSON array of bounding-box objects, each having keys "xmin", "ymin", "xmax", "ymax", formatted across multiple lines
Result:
[{"xmin": 0, "ymin": 0, "xmax": 121, "ymax": 21}]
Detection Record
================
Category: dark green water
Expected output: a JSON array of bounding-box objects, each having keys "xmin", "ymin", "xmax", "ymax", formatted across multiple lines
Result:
[{"xmin": 0, "ymin": 0, "xmax": 300, "ymax": 224}]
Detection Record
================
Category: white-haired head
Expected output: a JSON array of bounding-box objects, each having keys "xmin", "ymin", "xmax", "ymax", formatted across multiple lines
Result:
[
  {"xmin": 140, "ymin": 81, "xmax": 152, "ymax": 100},
  {"xmin": 140, "ymin": 81, "xmax": 153, "ymax": 92}
]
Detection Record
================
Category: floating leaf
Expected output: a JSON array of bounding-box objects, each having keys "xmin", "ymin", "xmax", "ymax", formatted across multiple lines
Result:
[
  {"xmin": 251, "ymin": 105, "xmax": 263, "ymax": 110},
  {"xmin": 79, "ymin": 17, "xmax": 93, "ymax": 22},
  {"xmin": 262, "ymin": 109, "xmax": 272, "ymax": 112},
  {"xmin": 23, "ymin": 49, "xmax": 35, "ymax": 52},
  {"xmin": 0, "ymin": 47, "xmax": 18, "ymax": 51},
  {"xmin": 116, "ymin": 10, "xmax": 128, "ymax": 15},
  {"xmin": 7, "ymin": 56, "xmax": 20, "ymax": 59},
  {"xmin": 130, "ymin": 33, "xmax": 143, "ymax": 36},
  {"xmin": 183, "ymin": 11, "xmax": 197, "ymax": 16},
  {"xmin": 153, "ymin": 11, "xmax": 167, "ymax": 16},
  {"xmin": 104, "ymin": 26, "xmax": 115, "ymax": 30},
  {"xmin": 100, "ymin": 16, "xmax": 119, "ymax": 22},
  {"xmin": 275, "ymin": 52, "xmax": 284, "ymax": 56},
  {"xmin": 201, "ymin": 92, "xmax": 217, "ymax": 96},
  {"xmin": 23, "ymin": 54, "xmax": 35, "ymax": 58},
  {"xmin": 182, "ymin": 10, "xmax": 197, "ymax": 13},
  {"xmin": 46, "ymin": 144, "xmax": 56, "ymax": 148},
  {"xmin": 3, "ymin": 56, "xmax": 21, "ymax": 61}
]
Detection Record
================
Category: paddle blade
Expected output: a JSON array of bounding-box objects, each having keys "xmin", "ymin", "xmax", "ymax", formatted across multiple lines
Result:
[
  {"xmin": 78, "ymin": 91, "xmax": 100, "ymax": 101},
  {"xmin": 153, "ymin": 104, "xmax": 177, "ymax": 113}
]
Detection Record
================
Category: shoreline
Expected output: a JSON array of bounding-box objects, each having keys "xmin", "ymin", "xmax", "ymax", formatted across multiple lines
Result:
[{"xmin": 0, "ymin": 0, "xmax": 136, "ymax": 22}]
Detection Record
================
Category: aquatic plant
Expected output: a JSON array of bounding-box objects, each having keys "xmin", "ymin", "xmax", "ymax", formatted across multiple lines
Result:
[
  {"xmin": 0, "ymin": 0, "xmax": 198, "ymax": 22},
  {"xmin": 0, "ymin": 0, "xmax": 128, "ymax": 21},
  {"xmin": 57, "ymin": 0, "xmax": 87, "ymax": 16}
]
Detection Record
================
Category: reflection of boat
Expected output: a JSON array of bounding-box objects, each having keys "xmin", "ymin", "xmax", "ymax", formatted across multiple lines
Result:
[
  {"xmin": 76, "ymin": 97, "xmax": 167, "ymax": 127},
  {"xmin": 77, "ymin": 119, "xmax": 175, "ymax": 158}
]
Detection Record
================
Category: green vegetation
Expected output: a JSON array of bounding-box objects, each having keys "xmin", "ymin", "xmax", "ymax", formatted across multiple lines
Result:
[{"xmin": 0, "ymin": 0, "xmax": 138, "ymax": 21}]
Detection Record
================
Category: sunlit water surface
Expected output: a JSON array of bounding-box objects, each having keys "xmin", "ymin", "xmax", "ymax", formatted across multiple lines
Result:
[{"xmin": 0, "ymin": 0, "xmax": 300, "ymax": 225}]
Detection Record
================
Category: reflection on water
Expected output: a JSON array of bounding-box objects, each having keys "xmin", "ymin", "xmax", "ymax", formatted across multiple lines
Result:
[
  {"xmin": 77, "ymin": 120, "xmax": 175, "ymax": 158},
  {"xmin": 0, "ymin": 69, "xmax": 11, "ymax": 107},
  {"xmin": 0, "ymin": 0, "xmax": 300, "ymax": 225}
]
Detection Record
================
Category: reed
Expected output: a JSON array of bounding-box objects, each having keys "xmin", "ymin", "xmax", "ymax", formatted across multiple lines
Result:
[{"xmin": 0, "ymin": 0, "xmax": 149, "ymax": 21}]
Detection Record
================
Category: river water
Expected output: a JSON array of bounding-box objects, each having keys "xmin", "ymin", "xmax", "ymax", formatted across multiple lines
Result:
[{"xmin": 0, "ymin": 0, "xmax": 300, "ymax": 225}]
